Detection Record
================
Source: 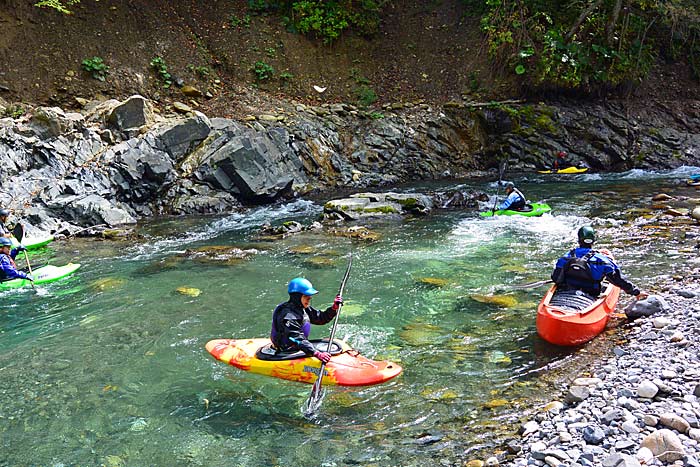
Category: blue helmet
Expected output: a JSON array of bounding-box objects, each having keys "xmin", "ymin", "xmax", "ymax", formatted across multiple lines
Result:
[
  {"xmin": 287, "ymin": 277, "xmax": 318, "ymax": 295},
  {"xmin": 0, "ymin": 237, "xmax": 12, "ymax": 247}
]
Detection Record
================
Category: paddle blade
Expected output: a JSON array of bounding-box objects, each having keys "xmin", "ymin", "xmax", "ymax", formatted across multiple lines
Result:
[
  {"xmin": 302, "ymin": 380, "xmax": 325, "ymax": 418},
  {"xmin": 12, "ymin": 223, "xmax": 24, "ymax": 243}
]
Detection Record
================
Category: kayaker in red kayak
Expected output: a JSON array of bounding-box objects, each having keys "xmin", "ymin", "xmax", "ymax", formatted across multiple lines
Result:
[
  {"xmin": 496, "ymin": 182, "xmax": 527, "ymax": 211},
  {"xmin": 0, "ymin": 237, "xmax": 32, "ymax": 282},
  {"xmin": 270, "ymin": 277, "xmax": 343, "ymax": 363},
  {"xmin": 551, "ymin": 226, "xmax": 648, "ymax": 300}
]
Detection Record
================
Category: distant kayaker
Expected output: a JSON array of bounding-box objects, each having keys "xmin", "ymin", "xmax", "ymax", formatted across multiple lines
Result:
[
  {"xmin": 0, "ymin": 209, "xmax": 12, "ymax": 238},
  {"xmin": 552, "ymin": 151, "xmax": 572, "ymax": 171},
  {"xmin": 0, "ymin": 237, "xmax": 32, "ymax": 282},
  {"xmin": 270, "ymin": 277, "xmax": 343, "ymax": 363},
  {"xmin": 496, "ymin": 182, "xmax": 526, "ymax": 211},
  {"xmin": 551, "ymin": 225, "xmax": 648, "ymax": 300}
]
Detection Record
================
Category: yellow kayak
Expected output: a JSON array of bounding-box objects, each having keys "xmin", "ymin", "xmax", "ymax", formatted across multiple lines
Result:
[
  {"xmin": 538, "ymin": 167, "xmax": 589, "ymax": 174},
  {"xmin": 206, "ymin": 338, "xmax": 402, "ymax": 386}
]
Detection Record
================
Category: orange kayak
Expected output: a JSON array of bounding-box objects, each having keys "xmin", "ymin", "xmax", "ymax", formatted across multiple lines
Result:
[
  {"xmin": 536, "ymin": 283, "xmax": 621, "ymax": 346},
  {"xmin": 206, "ymin": 338, "xmax": 403, "ymax": 386}
]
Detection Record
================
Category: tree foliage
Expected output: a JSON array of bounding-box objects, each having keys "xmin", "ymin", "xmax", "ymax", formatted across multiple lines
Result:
[
  {"xmin": 477, "ymin": 0, "xmax": 700, "ymax": 92},
  {"xmin": 34, "ymin": 0, "xmax": 80, "ymax": 14},
  {"xmin": 250, "ymin": 0, "xmax": 383, "ymax": 43}
]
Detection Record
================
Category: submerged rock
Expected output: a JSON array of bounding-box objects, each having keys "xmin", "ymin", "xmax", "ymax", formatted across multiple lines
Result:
[
  {"xmin": 176, "ymin": 286, "xmax": 201, "ymax": 297},
  {"xmin": 470, "ymin": 293, "xmax": 518, "ymax": 308}
]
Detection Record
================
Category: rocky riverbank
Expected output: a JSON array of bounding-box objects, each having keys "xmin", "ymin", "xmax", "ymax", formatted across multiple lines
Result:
[
  {"xmin": 2, "ymin": 93, "xmax": 700, "ymax": 238},
  {"xmin": 481, "ymin": 276, "xmax": 700, "ymax": 466}
]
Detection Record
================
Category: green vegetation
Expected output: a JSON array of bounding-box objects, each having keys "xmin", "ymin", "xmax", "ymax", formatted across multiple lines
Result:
[
  {"xmin": 248, "ymin": 0, "xmax": 383, "ymax": 43},
  {"xmin": 81, "ymin": 56, "xmax": 109, "ymax": 81},
  {"xmin": 187, "ymin": 64, "xmax": 211, "ymax": 77},
  {"xmin": 3, "ymin": 105, "xmax": 25, "ymax": 119},
  {"xmin": 34, "ymin": 0, "xmax": 79, "ymax": 14},
  {"xmin": 230, "ymin": 14, "xmax": 252, "ymax": 28},
  {"xmin": 477, "ymin": 0, "xmax": 700, "ymax": 92},
  {"xmin": 279, "ymin": 71, "xmax": 294, "ymax": 82},
  {"xmin": 355, "ymin": 85, "xmax": 377, "ymax": 108},
  {"xmin": 150, "ymin": 57, "xmax": 172, "ymax": 88},
  {"xmin": 253, "ymin": 61, "xmax": 275, "ymax": 81}
]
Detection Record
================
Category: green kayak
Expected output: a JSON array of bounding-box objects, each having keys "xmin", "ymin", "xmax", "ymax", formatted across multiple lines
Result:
[
  {"xmin": 11, "ymin": 233, "xmax": 54, "ymax": 250},
  {"xmin": 480, "ymin": 202, "xmax": 552, "ymax": 217},
  {"xmin": 0, "ymin": 263, "xmax": 81, "ymax": 291}
]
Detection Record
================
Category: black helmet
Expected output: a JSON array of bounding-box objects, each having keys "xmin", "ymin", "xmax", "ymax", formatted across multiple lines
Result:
[
  {"xmin": 0, "ymin": 209, "xmax": 9, "ymax": 217},
  {"xmin": 578, "ymin": 225, "xmax": 596, "ymax": 246}
]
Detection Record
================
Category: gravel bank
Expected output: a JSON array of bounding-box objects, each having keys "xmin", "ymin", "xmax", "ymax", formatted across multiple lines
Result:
[{"xmin": 502, "ymin": 284, "xmax": 700, "ymax": 467}]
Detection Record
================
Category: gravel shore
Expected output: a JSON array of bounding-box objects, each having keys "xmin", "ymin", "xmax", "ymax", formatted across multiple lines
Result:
[{"xmin": 501, "ymin": 284, "xmax": 700, "ymax": 467}]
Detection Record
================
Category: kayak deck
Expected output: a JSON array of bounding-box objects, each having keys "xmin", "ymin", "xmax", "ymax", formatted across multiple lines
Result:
[
  {"xmin": 537, "ymin": 167, "xmax": 589, "ymax": 174},
  {"xmin": 11, "ymin": 233, "xmax": 54, "ymax": 250},
  {"xmin": 0, "ymin": 263, "xmax": 81, "ymax": 290},
  {"xmin": 536, "ymin": 283, "xmax": 620, "ymax": 346},
  {"xmin": 480, "ymin": 202, "xmax": 552, "ymax": 217},
  {"xmin": 206, "ymin": 338, "xmax": 403, "ymax": 386}
]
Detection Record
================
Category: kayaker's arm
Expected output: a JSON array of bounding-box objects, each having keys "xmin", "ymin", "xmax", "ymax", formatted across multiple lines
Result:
[
  {"xmin": 284, "ymin": 318, "xmax": 318, "ymax": 356},
  {"xmin": 307, "ymin": 305, "xmax": 338, "ymax": 325},
  {"xmin": 604, "ymin": 268, "xmax": 641, "ymax": 296}
]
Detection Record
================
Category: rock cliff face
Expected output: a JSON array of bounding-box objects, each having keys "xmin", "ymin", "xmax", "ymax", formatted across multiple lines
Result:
[{"xmin": 1, "ymin": 95, "xmax": 698, "ymax": 235}]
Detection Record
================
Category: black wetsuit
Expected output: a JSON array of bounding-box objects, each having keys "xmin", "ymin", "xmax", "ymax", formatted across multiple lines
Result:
[{"xmin": 270, "ymin": 293, "xmax": 337, "ymax": 356}]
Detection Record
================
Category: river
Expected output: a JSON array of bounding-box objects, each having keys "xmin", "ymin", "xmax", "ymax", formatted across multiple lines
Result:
[{"xmin": 1, "ymin": 167, "xmax": 697, "ymax": 466}]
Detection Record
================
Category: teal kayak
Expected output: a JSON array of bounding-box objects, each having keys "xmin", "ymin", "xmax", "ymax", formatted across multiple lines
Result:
[
  {"xmin": 480, "ymin": 202, "xmax": 552, "ymax": 217},
  {"xmin": 0, "ymin": 263, "xmax": 80, "ymax": 291},
  {"xmin": 11, "ymin": 233, "xmax": 54, "ymax": 250}
]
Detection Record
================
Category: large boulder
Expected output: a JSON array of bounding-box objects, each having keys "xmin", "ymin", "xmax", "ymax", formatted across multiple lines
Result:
[{"xmin": 107, "ymin": 95, "xmax": 154, "ymax": 133}]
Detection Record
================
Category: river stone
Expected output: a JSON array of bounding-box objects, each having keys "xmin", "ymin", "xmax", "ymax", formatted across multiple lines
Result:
[
  {"xmin": 659, "ymin": 413, "xmax": 690, "ymax": 433},
  {"xmin": 653, "ymin": 316, "xmax": 671, "ymax": 328},
  {"xmin": 484, "ymin": 457, "xmax": 499, "ymax": 466},
  {"xmin": 625, "ymin": 295, "xmax": 668, "ymax": 319},
  {"xmin": 573, "ymin": 377, "xmax": 602, "ymax": 387},
  {"xmin": 640, "ymin": 429, "xmax": 686, "ymax": 462},
  {"xmin": 636, "ymin": 447, "xmax": 654, "ymax": 464},
  {"xmin": 689, "ymin": 428, "xmax": 700, "ymax": 442},
  {"xmin": 637, "ymin": 380, "xmax": 659, "ymax": 398},
  {"xmin": 603, "ymin": 452, "xmax": 641, "ymax": 467},
  {"xmin": 695, "ymin": 384, "xmax": 700, "ymax": 397},
  {"xmin": 565, "ymin": 385, "xmax": 591, "ymax": 404},
  {"xmin": 691, "ymin": 207, "xmax": 700, "ymax": 221},
  {"xmin": 582, "ymin": 425, "xmax": 606, "ymax": 444}
]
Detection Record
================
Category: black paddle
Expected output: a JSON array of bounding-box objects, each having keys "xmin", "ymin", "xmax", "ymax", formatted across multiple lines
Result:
[
  {"xmin": 12, "ymin": 223, "xmax": 35, "ymax": 289},
  {"xmin": 302, "ymin": 253, "xmax": 353, "ymax": 417},
  {"xmin": 491, "ymin": 159, "xmax": 508, "ymax": 215}
]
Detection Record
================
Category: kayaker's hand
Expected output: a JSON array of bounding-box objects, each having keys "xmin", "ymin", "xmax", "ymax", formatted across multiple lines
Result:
[
  {"xmin": 313, "ymin": 351, "xmax": 331, "ymax": 363},
  {"xmin": 16, "ymin": 245, "xmax": 27, "ymax": 253},
  {"xmin": 332, "ymin": 294, "xmax": 343, "ymax": 311},
  {"xmin": 27, "ymin": 275, "xmax": 34, "ymax": 282},
  {"xmin": 635, "ymin": 291, "xmax": 649, "ymax": 301}
]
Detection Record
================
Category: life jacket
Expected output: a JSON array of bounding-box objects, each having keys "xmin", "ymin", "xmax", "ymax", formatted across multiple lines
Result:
[
  {"xmin": 563, "ymin": 250, "xmax": 598, "ymax": 292},
  {"xmin": 510, "ymin": 188, "xmax": 526, "ymax": 210},
  {"xmin": 0, "ymin": 253, "xmax": 18, "ymax": 282}
]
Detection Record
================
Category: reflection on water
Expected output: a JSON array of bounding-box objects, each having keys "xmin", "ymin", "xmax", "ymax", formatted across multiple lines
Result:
[{"xmin": 0, "ymin": 168, "xmax": 696, "ymax": 466}]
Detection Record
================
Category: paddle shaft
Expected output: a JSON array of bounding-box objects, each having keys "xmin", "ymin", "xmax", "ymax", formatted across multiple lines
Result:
[
  {"xmin": 491, "ymin": 159, "xmax": 508, "ymax": 213},
  {"xmin": 512, "ymin": 279, "xmax": 554, "ymax": 290},
  {"xmin": 11, "ymin": 223, "xmax": 34, "ymax": 289},
  {"xmin": 306, "ymin": 253, "xmax": 353, "ymax": 409}
]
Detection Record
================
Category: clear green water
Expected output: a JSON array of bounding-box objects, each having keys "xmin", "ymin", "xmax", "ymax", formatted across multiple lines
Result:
[{"xmin": 1, "ymin": 169, "xmax": 697, "ymax": 466}]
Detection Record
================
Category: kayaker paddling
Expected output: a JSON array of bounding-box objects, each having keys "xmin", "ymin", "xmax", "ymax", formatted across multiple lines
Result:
[
  {"xmin": 551, "ymin": 225, "xmax": 648, "ymax": 301},
  {"xmin": 270, "ymin": 277, "xmax": 343, "ymax": 363},
  {"xmin": 0, "ymin": 237, "xmax": 33, "ymax": 283},
  {"xmin": 0, "ymin": 209, "xmax": 12, "ymax": 238},
  {"xmin": 495, "ymin": 182, "xmax": 526, "ymax": 212}
]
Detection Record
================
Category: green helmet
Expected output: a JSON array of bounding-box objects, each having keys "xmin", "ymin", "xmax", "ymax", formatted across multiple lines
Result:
[{"xmin": 577, "ymin": 225, "xmax": 596, "ymax": 246}]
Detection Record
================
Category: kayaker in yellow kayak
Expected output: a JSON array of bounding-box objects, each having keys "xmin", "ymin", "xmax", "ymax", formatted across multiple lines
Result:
[
  {"xmin": 552, "ymin": 151, "xmax": 572, "ymax": 171},
  {"xmin": 270, "ymin": 278, "xmax": 343, "ymax": 363},
  {"xmin": 496, "ymin": 182, "xmax": 527, "ymax": 212},
  {"xmin": 0, "ymin": 237, "xmax": 33, "ymax": 282},
  {"xmin": 550, "ymin": 225, "xmax": 648, "ymax": 300},
  {"xmin": 0, "ymin": 209, "xmax": 12, "ymax": 238}
]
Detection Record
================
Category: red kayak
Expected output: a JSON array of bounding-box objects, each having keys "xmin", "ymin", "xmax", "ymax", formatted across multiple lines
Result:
[{"xmin": 536, "ymin": 282, "xmax": 621, "ymax": 346}]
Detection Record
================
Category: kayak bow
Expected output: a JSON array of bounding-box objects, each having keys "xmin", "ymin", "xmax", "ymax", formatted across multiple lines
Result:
[{"xmin": 0, "ymin": 263, "xmax": 81, "ymax": 290}]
